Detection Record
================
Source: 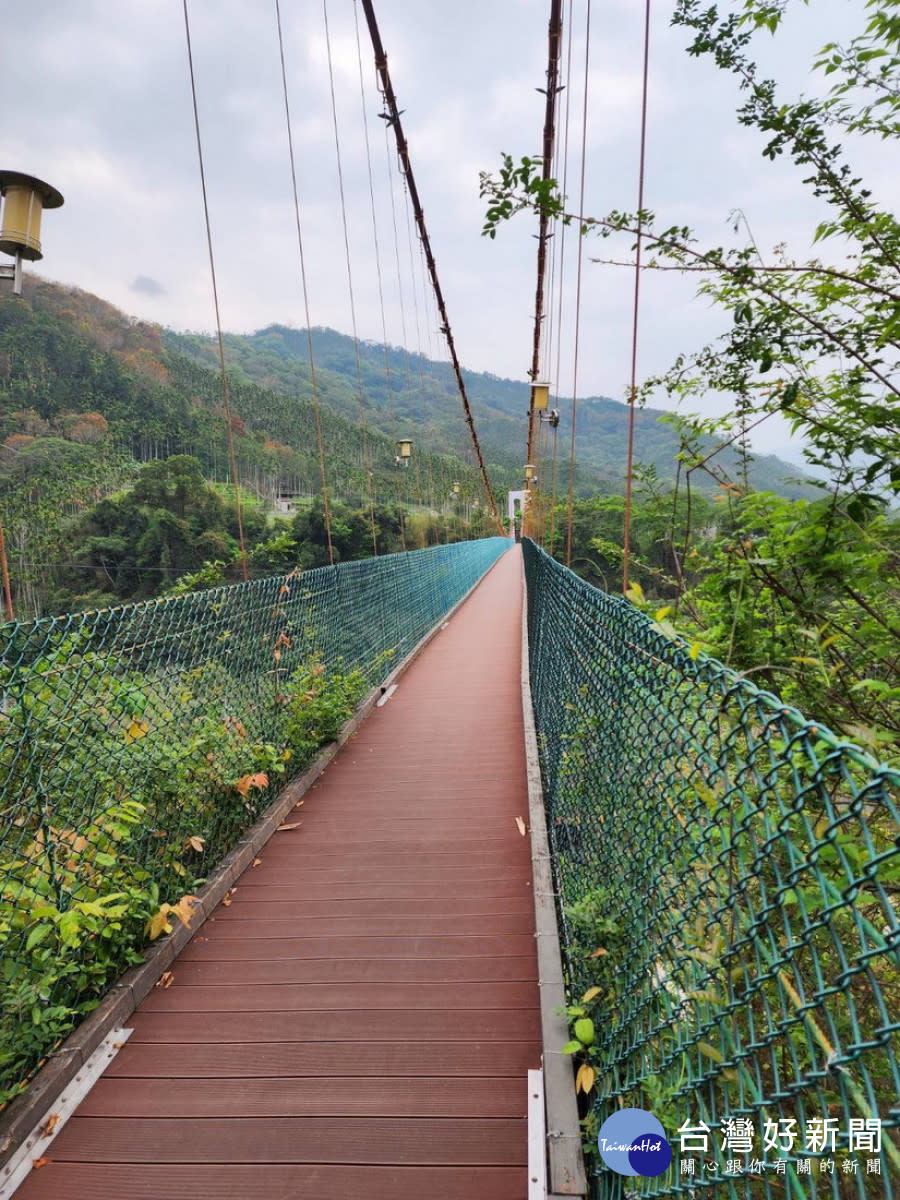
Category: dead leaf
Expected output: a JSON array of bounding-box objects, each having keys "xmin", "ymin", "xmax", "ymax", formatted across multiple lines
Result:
[
  {"xmin": 277, "ymin": 822, "xmax": 301, "ymax": 831},
  {"xmin": 40, "ymin": 1114, "xmax": 61, "ymax": 1138},
  {"xmin": 156, "ymin": 971, "xmax": 175, "ymax": 989},
  {"xmin": 32, "ymin": 1157, "xmax": 51, "ymax": 1170},
  {"xmin": 252, "ymin": 858, "xmax": 263, "ymax": 868},
  {"xmin": 146, "ymin": 906, "xmax": 173, "ymax": 940},
  {"xmin": 575, "ymin": 1063, "xmax": 596, "ymax": 1095},
  {"xmin": 515, "ymin": 817, "xmax": 527, "ymax": 836},
  {"xmin": 589, "ymin": 947, "xmax": 609, "ymax": 958},
  {"xmin": 172, "ymin": 895, "xmax": 199, "ymax": 927},
  {"xmin": 184, "ymin": 835, "xmax": 205, "ymax": 853},
  {"xmin": 235, "ymin": 772, "xmax": 268, "ymax": 797}
]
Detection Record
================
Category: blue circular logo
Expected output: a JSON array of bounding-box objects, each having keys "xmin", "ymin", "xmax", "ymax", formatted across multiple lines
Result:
[{"xmin": 598, "ymin": 1108, "xmax": 672, "ymax": 1178}]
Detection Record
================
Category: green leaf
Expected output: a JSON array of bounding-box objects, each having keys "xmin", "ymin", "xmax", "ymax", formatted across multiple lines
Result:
[{"xmin": 25, "ymin": 924, "xmax": 53, "ymax": 951}]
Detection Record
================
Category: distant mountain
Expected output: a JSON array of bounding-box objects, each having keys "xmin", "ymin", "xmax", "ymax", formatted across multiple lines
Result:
[
  {"xmin": 0, "ymin": 279, "xmax": 814, "ymax": 510},
  {"xmin": 0, "ymin": 280, "xmax": 507, "ymax": 513},
  {"xmin": 165, "ymin": 323, "xmax": 817, "ymax": 499}
]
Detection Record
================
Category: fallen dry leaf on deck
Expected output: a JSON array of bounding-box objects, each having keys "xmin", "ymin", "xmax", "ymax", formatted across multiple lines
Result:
[
  {"xmin": 156, "ymin": 972, "xmax": 175, "ymax": 989},
  {"xmin": 515, "ymin": 817, "xmax": 527, "ymax": 836},
  {"xmin": 32, "ymin": 1158, "xmax": 51, "ymax": 1170},
  {"xmin": 252, "ymin": 858, "xmax": 263, "ymax": 868},
  {"xmin": 277, "ymin": 822, "xmax": 301, "ymax": 831},
  {"xmin": 40, "ymin": 1115, "xmax": 60, "ymax": 1138}
]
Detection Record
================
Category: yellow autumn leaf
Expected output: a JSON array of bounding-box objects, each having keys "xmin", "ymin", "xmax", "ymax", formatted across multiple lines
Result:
[
  {"xmin": 575, "ymin": 1063, "xmax": 596, "ymax": 1094},
  {"xmin": 689, "ymin": 642, "xmax": 702, "ymax": 661},
  {"xmin": 184, "ymin": 835, "xmax": 205, "ymax": 853},
  {"xmin": 146, "ymin": 906, "xmax": 173, "ymax": 940},
  {"xmin": 124, "ymin": 719, "xmax": 149, "ymax": 743},
  {"xmin": 654, "ymin": 606, "xmax": 672, "ymax": 622},
  {"xmin": 173, "ymin": 895, "xmax": 200, "ymax": 927},
  {"xmin": 582, "ymin": 986, "xmax": 603, "ymax": 1002}
]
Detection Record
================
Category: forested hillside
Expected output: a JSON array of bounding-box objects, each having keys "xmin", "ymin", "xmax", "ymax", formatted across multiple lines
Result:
[
  {"xmin": 0, "ymin": 279, "xmax": 504, "ymax": 616},
  {"xmin": 167, "ymin": 322, "xmax": 816, "ymax": 496}
]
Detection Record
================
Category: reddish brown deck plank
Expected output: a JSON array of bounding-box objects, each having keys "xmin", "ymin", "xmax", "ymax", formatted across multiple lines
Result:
[
  {"xmin": 49, "ymin": 1116, "xmax": 526, "ymax": 1165},
  {"xmin": 80, "ymin": 1076, "xmax": 526, "ymax": 1118},
  {"xmin": 14, "ymin": 547, "xmax": 540, "ymax": 1200},
  {"xmin": 105, "ymin": 1040, "xmax": 541, "ymax": 1078},
  {"xmin": 126, "ymin": 1007, "xmax": 539, "ymax": 1043},
  {"xmin": 13, "ymin": 1164, "xmax": 526, "ymax": 1200},
  {"xmin": 180, "ymin": 933, "xmax": 537, "ymax": 960},
  {"xmin": 169, "ymin": 954, "xmax": 537, "ymax": 985},
  {"xmin": 140, "ymin": 981, "xmax": 538, "ymax": 1011}
]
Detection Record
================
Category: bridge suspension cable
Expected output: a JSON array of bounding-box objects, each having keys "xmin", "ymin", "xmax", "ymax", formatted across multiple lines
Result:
[
  {"xmin": 274, "ymin": 0, "xmax": 335, "ymax": 565},
  {"xmin": 564, "ymin": 0, "xmax": 592, "ymax": 568},
  {"xmin": 547, "ymin": 0, "xmax": 576, "ymax": 555},
  {"xmin": 622, "ymin": 0, "xmax": 652, "ymax": 593},
  {"xmin": 526, "ymin": 0, "xmax": 564, "ymax": 480},
  {"xmin": 322, "ymin": 0, "xmax": 378, "ymax": 557},
  {"xmin": 359, "ymin": 0, "xmax": 505, "ymax": 536},
  {"xmin": 181, "ymin": 0, "xmax": 249, "ymax": 581}
]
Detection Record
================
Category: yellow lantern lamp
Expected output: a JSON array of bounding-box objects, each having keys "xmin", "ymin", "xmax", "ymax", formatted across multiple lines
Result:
[
  {"xmin": 531, "ymin": 381, "xmax": 550, "ymax": 412},
  {"xmin": 452, "ymin": 481, "xmax": 460, "ymax": 495},
  {"xmin": 0, "ymin": 171, "xmax": 64, "ymax": 296},
  {"xmin": 524, "ymin": 463, "xmax": 536, "ymax": 483},
  {"xmin": 396, "ymin": 437, "xmax": 413, "ymax": 458}
]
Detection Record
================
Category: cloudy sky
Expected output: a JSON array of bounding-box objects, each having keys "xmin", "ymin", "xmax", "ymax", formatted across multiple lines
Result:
[{"xmin": 1, "ymin": 0, "xmax": 887, "ymax": 462}]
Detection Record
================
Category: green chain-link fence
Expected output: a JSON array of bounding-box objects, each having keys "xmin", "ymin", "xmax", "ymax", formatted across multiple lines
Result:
[
  {"xmin": 523, "ymin": 538, "xmax": 899, "ymax": 1199},
  {"xmin": 0, "ymin": 536, "xmax": 509, "ymax": 1104}
]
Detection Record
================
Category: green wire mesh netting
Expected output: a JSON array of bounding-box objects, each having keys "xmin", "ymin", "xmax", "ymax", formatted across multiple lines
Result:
[
  {"xmin": 522, "ymin": 539, "xmax": 899, "ymax": 1199},
  {"xmin": 0, "ymin": 536, "xmax": 509, "ymax": 1102}
]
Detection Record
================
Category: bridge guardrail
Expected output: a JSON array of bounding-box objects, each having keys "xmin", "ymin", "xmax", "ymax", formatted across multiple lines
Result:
[
  {"xmin": 0, "ymin": 536, "xmax": 509, "ymax": 1104},
  {"xmin": 522, "ymin": 537, "xmax": 899, "ymax": 1198}
]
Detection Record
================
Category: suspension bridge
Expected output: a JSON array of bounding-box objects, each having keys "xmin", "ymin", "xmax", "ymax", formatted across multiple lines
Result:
[{"xmin": 0, "ymin": 1, "xmax": 897, "ymax": 1199}]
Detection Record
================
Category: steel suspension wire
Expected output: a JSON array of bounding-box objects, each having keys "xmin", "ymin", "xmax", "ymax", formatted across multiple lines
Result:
[
  {"xmin": 526, "ymin": 0, "xmax": 564, "ymax": 474},
  {"xmin": 549, "ymin": 0, "xmax": 578, "ymax": 556},
  {"xmin": 181, "ymin": 0, "xmax": 248, "ymax": 581},
  {"xmin": 381, "ymin": 128, "xmax": 424, "ymax": 521},
  {"xmin": 353, "ymin": 0, "xmax": 396, "ymax": 423},
  {"xmin": 402, "ymin": 180, "xmax": 442, "ymax": 523},
  {"xmin": 565, "ymin": 0, "xmax": 592, "ymax": 569},
  {"xmin": 359, "ymin": 0, "xmax": 504, "ymax": 535},
  {"xmin": 622, "ymin": 0, "xmax": 652, "ymax": 594},
  {"xmin": 323, "ymin": 0, "xmax": 377, "ymax": 557},
  {"xmin": 274, "ymin": 0, "xmax": 334, "ymax": 565}
]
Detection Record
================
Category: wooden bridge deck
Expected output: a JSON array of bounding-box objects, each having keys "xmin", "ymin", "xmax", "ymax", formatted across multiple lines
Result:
[{"xmin": 16, "ymin": 547, "xmax": 541, "ymax": 1199}]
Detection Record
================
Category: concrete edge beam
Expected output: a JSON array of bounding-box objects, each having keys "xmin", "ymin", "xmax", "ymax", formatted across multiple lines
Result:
[{"xmin": 520, "ymin": 559, "xmax": 589, "ymax": 1198}]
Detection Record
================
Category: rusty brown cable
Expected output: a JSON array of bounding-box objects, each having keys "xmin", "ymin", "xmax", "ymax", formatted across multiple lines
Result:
[
  {"xmin": 182, "ymin": 0, "xmax": 248, "ymax": 581},
  {"xmin": 359, "ymin": 0, "xmax": 504, "ymax": 535},
  {"xmin": 622, "ymin": 0, "xmax": 651, "ymax": 594},
  {"xmin": 274, "ymin": 0, "xmax": 334, "ymax": 565}
]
